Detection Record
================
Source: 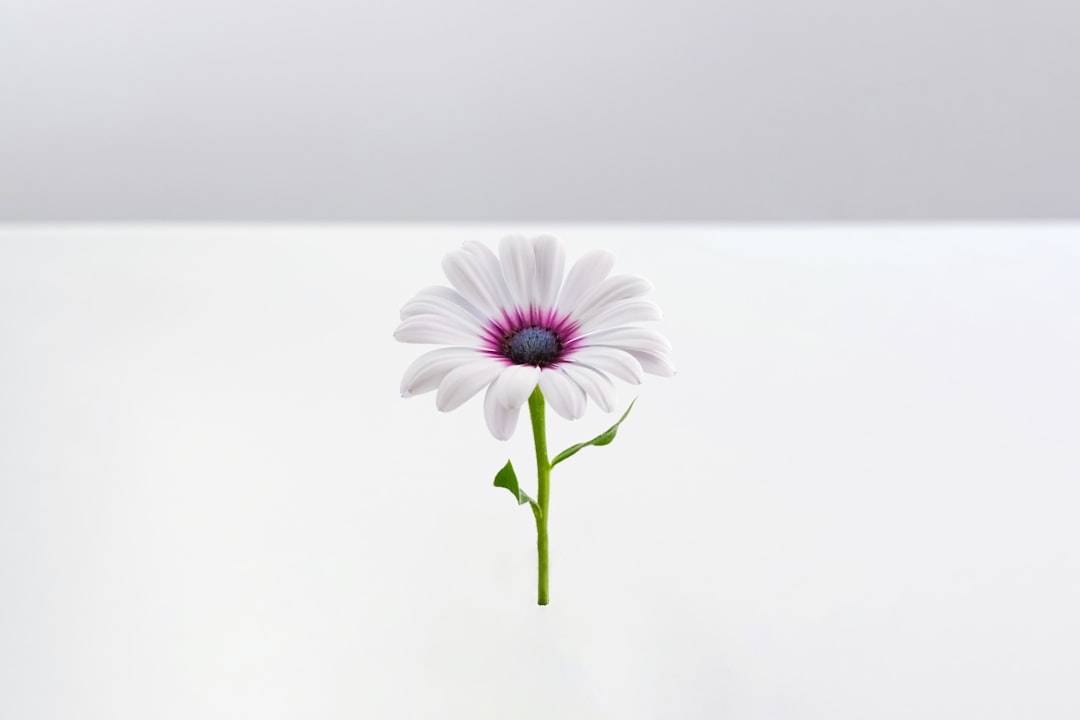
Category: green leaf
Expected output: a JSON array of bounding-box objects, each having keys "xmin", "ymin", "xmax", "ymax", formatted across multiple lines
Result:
[
  {"xmin": 494, "ymin": 459, "xmax": 536, "ymax": 507},
  {"xmin": 551, "ymin": 398, "xmax": 638, "ymax": 467}
]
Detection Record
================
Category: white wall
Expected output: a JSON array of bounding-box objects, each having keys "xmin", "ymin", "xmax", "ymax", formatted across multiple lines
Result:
[
  {"xmin": 2, "ymin": 0, "xmax": 1079, "ymax": 220},
  {"xmin": 2, "ymin": 226, "xmax": 1079, "ymax": 718}
]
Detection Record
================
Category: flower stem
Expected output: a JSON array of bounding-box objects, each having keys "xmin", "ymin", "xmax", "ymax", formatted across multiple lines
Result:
[{"xmin": 528, "ymin": 386, "xmax": 550, "ymax": 606}]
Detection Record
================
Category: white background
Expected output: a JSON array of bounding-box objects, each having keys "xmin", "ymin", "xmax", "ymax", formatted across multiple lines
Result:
[
  {"xmin": 3, "ymin": 0, "xmax": 1079, "ymax": 221},
  {"xmin": 1, "ymin": 226, "xmax": 1079, "ymax": 718}
]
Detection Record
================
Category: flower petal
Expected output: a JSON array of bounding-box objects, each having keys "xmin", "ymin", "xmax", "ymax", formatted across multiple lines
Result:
[
  {"xmin": 580, "ymin": 327, "xmax": 673, "ymax": 355},
  {"xmin": 625, "ymin": 348, "xmax": 677, "ymax": 377},
  {"xmin": 560, "ymin": 362, "xmax": 616, "ymax": 413},
  {"xmin": 498, "ymin": 235, "xmax": 535, "ymax": 310},
  {"xmin": 484, "ymin": 380, "xmax": 522, "ymax": 440},
  {"xmin": 400, "ymin": 297, "xmax": 487, "ymax": 334},
  {"xmin": 571, "ymin": 275, "xmax": 654, "ymax": 327},
  {"xmin": 400, "ymin": 347, "xmax": 484, "ymax": 398},
  {"xmin": 399, "ymin": 299, "xmax": 480, "ymax": 328},
  {"xmin": 569, "ymin": 346, "xmax": 644, "ymax": 385},
  {"xmin": 442, "ymin": 242, "xmax": 513, "ymax": 318},
  {"xmin": 394, "ymin": 315, "xmax": 481, "ymax": 345},
  {"xmin": 556, "ymin": 250, "xmax": 615, "ymax": 316},
  {"xmin": 574, "ymin": 298, "xmax": 662, "ymax": 335},
  {"xmin": 532, "ymin": 235, "xmax": 565, "ymax": 309},
  {"xmin": 462, "ymin": 241, "xmax": 515, "ymax": 310},
  {"xmin": 436, "ymin": 359, "xmax": 505, "ymax": 411},
  {"xmin": 539, "ymin": 367, "xmax": 587, "ymax": 420},
  {"xmin": 493, "ymin": 364, "xmax": 540, "ymax": 409},
  {"xmin": 400, "ymin": 286, "xmax": 486, "ymax": 323}
]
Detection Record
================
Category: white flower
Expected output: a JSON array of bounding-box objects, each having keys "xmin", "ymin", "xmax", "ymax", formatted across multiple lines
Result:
[{"xmin": 395, "ymin": 235, "xmax": 674, "ymax": 440}]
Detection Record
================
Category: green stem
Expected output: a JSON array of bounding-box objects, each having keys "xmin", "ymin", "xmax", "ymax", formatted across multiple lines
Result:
[{"xmin": 528, "ymin": 387, "xmax": 550, "ymax": 606}]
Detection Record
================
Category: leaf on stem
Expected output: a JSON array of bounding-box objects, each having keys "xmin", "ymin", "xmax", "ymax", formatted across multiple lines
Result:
[
  {"xmin": 550, "ymin": 398, "xmax": 638, "ymax": 467},
  {"xmin": 494, "ymin": 459, "xmax": 537, "ymax": 507}
]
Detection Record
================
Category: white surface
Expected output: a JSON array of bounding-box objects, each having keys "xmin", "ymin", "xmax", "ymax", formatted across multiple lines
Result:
[
  {"xmin": 1, "ymin": 225, "xmax": 1079, "ymax": 718},
  {"xmin": 3, "ymin": 0, "xmax": 1080, "ymax": 221}
]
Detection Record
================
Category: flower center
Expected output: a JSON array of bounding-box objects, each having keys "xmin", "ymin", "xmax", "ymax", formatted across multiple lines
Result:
[{"xmin": 503, "ymin": 326, "xmax": 562, "ymax": 366}]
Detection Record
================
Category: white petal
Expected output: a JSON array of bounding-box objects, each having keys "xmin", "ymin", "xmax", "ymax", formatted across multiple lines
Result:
[
  {"xmin": 625, "ymin": 349, "xmax": 677, "ymax": 377},
  {"xmin": 561, "ymin": 362, "xmax": 616, "ymax": 412},
  {"xmin": 462, "ymin": 241, "xmax": 515, "ymax": 310},
  {"xmin": 400, "ymin": 296, "xmax": 486, "ymax": 333},
  {"xmin": 493, "ymin": 364, "xmax": 540, "ymax": 409},
  {"xmin": 580, "ymin": 327, "xmax": 673, "ymax": 355},
  {"xmin": 569, "ymin": 346, "xmax": 644, "ymax": 385},
  {"xmin": 571, "ymin": 275, "xmax": 654, "ymax": 327},
  {"xmin": 400, "ymin": 348, "xmax": 483, "ymax": 397},
  {"xmin": 556, "ymin": 250, "xmax": 615, "ymax": 316},
  {"xmin": 539, "ymin": 367, "xmax": 587, "ymax": 420},
  {"xmin": 532, "ymin": 235, "xmax": 565, "ymax": 309},
  {"xmin": 442, "ymin": 243, "xmax": 512, "ymax": 317},
  {"xmin": 400, "ymin": 286, "xmax": 486, "ymax": 323},
  {"xmin": 400, "ymin": 298, "xmax": 479, "ymax": 327},
  {"xmin": 484, "ymin": 381, "xmax": 523, "ymax": 441},
  {"xmin": 394, "ymin": 315, "xmax": 480, "ymax": 345},
  {"xmin": 436, "ymin": 359, "xmax": 505, "ymax": 411},
  {"xmin": 575, "ymin": 299, "xmax": 662, "ymax": 335},
  {"xmin": 499, "ymin": 235, "xmax": 535, "ymax": 309}
]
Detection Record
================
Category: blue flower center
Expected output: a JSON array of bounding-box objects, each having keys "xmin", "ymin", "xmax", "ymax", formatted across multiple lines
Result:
[{"xmin": 503, "ymin": 326, "xmax": 562, "ymax": 366}]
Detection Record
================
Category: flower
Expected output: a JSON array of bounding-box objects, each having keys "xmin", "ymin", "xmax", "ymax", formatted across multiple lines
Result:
[{"xmin": 395, "ymin": 235, "xmax": 674, "ymax": 440}]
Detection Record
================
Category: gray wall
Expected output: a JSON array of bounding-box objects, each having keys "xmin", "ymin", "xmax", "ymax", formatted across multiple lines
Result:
[{"xmin": 2, "ymin": 0, "xmax": 1078, "ymax": 221}]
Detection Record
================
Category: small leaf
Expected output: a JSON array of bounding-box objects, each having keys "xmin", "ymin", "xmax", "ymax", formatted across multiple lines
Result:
[
  {"xmin": 494, "ymin": 459, "xmax": 536, "ymax": 507},
  {"xmin": 551, "ymin": 398, "xmax": 638, "ymax": 467}
]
